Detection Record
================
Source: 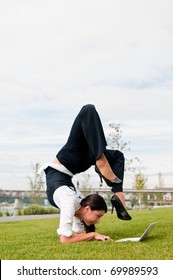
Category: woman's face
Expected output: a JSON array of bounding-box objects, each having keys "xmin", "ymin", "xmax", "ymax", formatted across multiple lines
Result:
[{"xmin": 83, "ymin": 206, "xmax": 105, "ymax": 226}]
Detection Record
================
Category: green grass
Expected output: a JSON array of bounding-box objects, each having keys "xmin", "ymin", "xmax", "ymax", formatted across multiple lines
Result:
[{"xmin": 0, "ymin": 207, "xmax": 172, "ymax": 260}]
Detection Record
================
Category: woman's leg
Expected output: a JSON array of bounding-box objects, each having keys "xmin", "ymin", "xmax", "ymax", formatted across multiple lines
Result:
[
  {"xmin": 71, "ymin": 104, "xmax": 118, "ymax": 180},
  {"xmin": 68, "ymin": 104, "xmax": 107, "ymax": 158},
  {"xmin": 104, "ymin": 150, "xmax": 132, "ymax": 219},
  {"xmin": 68, "ymin": 104, "xmax": 124, "ymax": 187},
  {"xmin": 58, "ymin": 104, "xmax": 118, "ymax": 177},
  {"xmin": 96, "ymin": 154, "xmax": 117, "ymax": 181},
  {"xmin": 78, "ymin": 107, "xmax": 128, "ymax": 210},
  {"xmin": 104, "ymin": 150, "xmax": 127, "ymax": 208}
]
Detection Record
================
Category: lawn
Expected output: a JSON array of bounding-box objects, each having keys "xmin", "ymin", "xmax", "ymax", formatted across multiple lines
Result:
[{"xmin": 0, "ymin": 207, "xmax": 172, "ymax": 260}]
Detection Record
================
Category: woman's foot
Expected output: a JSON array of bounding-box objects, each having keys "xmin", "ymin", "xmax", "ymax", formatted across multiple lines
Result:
[
  {"xmin": 111, "ymin": 193, "xmax": 132, "ymax": 220},
  {"xmin": 96, "ymin": 154, "xmax": 117, "ymax": 181},
  {"xmin": 95, "ymin": 154, "xmax": 122, "ymax": 186}
]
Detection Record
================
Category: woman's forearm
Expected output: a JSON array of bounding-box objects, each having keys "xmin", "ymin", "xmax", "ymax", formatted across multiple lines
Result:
[
  {"xmin": 59, "ymin": 232, "xmax": 95, "ymax": 243},
  {"xmin": 59, "ymin": 232, "xmax": 111, "ymax": 243}
]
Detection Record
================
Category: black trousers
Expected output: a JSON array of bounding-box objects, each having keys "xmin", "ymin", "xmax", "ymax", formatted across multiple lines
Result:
[{"xmin": 56, "ymin": 104, "xmax": 124, "ymax": 193}]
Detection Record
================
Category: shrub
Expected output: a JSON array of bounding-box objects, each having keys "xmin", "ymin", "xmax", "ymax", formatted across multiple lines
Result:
[
  {"xmin": 23, "ymin": 204, "xmax": 59, "ymax": 215},
  {"xmin": 17, "ymin": 209, "xmax": 23, "ymax": 216},
  {"xmin": 5, "ymin": 211, "xmax": 11, "ymax": 216},
  {"xmin": 44, "ymin": 207, "xmax": 60, "ymax": 214}
]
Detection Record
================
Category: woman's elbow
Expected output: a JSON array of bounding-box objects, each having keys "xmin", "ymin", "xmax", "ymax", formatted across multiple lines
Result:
[{"xmin": 59, "ymin": 235, "xmax": 71, "ymax": 243}]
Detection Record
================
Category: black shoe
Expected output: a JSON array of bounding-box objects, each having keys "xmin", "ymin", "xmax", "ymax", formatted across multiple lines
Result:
[
  {"xmin": 95, "ymin": 165, "xmax": 122, "ymax": 187},
  {"xmin": 111, "ymin": 194, "xmax": 132, "ymax": 220}
]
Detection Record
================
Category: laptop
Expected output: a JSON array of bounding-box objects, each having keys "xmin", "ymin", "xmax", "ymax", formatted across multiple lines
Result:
[{"xmin": 115, "ymin": 222, "xmax": 158, "ymax": 242}]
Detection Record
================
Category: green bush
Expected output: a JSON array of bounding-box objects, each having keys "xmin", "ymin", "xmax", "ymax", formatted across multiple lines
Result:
[
  {"xmin": 17, "ymin": 209, "xmax": 23, "ymax": 216},
  {"xmin": 23, "ymin": 204, "xmax": 59, "ymax": 215},
  {"xmin": 5, "ymin": 211, "xmax": 11, "ymax": 216},
  {"xmin": 44, "ymin": 206, "xmax": 60, "ymax": 214}
]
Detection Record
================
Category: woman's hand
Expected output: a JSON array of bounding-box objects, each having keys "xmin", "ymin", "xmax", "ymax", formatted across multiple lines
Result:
[
  {"xmin": 93, "ymin": 232, "xmax": 112, "ymax": 241},
  {"xmin": 60, "ymin": 232, "xmax": 112, "ymax": 243}
]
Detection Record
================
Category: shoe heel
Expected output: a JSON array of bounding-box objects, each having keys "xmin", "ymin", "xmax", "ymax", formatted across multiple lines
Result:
[
  {"xmin": 95, "ymin": 165, "xmax": 122, "ymax": 187},
  {"xmin": 111, "ymin": 204, "xmax": 114, "ymax": 214},
  {"xmin": 99, "ymin": 174, "xmax": 103, "ymax": 184},
  {"xmin": 95, "ymin": 165, "xmax": 103, "ymax": 184}
]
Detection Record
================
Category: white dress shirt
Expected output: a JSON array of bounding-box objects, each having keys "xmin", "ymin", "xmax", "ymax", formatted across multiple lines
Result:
[
  {"xmin": 38, "ymin": 162, "xmax": 85, "ymax": 237},
  {"xmin": 53, "ymin": 186, "xmax": 85, "ymax": 237}
]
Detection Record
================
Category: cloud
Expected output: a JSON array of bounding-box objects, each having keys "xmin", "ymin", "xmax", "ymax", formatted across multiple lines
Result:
[
  {"xmin": 0, "ymin": 0, "xmax": 173, "ymax": 189},
  {"xmin": 1, "ymin": 1, "xmax": 173, "ymax": 90}
]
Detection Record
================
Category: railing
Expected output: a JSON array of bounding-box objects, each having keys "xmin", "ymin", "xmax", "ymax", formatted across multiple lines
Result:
[
  {"xmin": 0, "ymin": 187, "xmax": 173, "ymax": 199},
  {"xmin": 0, "ymin": 190, "xmax": 46, "ymax": 199}
]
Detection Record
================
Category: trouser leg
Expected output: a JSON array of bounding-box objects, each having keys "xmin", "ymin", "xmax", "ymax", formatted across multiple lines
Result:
[
  {"xmin": 68, "ymin": 104, "xmax": 107, "ymax": 159},
  {"xmin": 74, "ymin": 105, "xmax": 125, "ymax": 193},
  {"xmin": 104, "ymin": 150, "xmax": 125, "ymax": 193}
]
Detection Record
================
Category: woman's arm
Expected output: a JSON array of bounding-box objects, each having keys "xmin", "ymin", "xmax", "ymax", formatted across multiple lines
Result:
[{"xmin": 59, "ymin": 232, "xmax": 112, "ymax": 243}]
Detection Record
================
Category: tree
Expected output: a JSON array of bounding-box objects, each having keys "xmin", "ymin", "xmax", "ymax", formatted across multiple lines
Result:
[
  {"xmin": 133, "ymin": 172, "xmax": 148, "ymax": 210},
  {"xmin": 106, "ymin": 122, "xmax": 141, "ymax": 172},
  {"xmin": 78, "ymin": 173, "xmax": 91, "ymax": 189},
  {"xmin": 133, "ymin": 172, "xmax": 147, "ymax": 191},
  {"xmin": 130, "ymin": 194, "xmax": 138, "ymax": 208},
  {"xmin": 28, "ymin": 163, "xmax": 45, "ymax": 204},
  {"xmin": 106, "ymin": 123, "xmax": 130, "ymax": 151}
]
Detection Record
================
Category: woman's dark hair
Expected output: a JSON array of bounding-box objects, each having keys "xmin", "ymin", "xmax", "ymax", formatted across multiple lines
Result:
[
  {"xmin": 80, "ymin": 194, "xmax": 107, "ymax": 213},
  {"xmin": 83, "ymin": 222, "xmax": 96, "ymax": 233},
  {"xmin": 81, "ymin": 194, "xmax": 107, "ymax": 233}
]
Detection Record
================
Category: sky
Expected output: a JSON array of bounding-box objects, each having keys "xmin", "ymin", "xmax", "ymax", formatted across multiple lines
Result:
[{"xmin": 0, "ymin": 0, "xmax": 173, "ymax": 191}]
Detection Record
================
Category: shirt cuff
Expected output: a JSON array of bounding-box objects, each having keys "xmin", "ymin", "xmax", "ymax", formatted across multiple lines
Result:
[{"xmin": 57, "ymin": 227, "xmax": 73, "ymax": 237}]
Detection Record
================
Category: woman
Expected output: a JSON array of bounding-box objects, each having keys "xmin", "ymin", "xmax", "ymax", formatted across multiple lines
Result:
[{"xmin": 39, "ymin": 104, "xmax": 131, "ymax": 243}]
